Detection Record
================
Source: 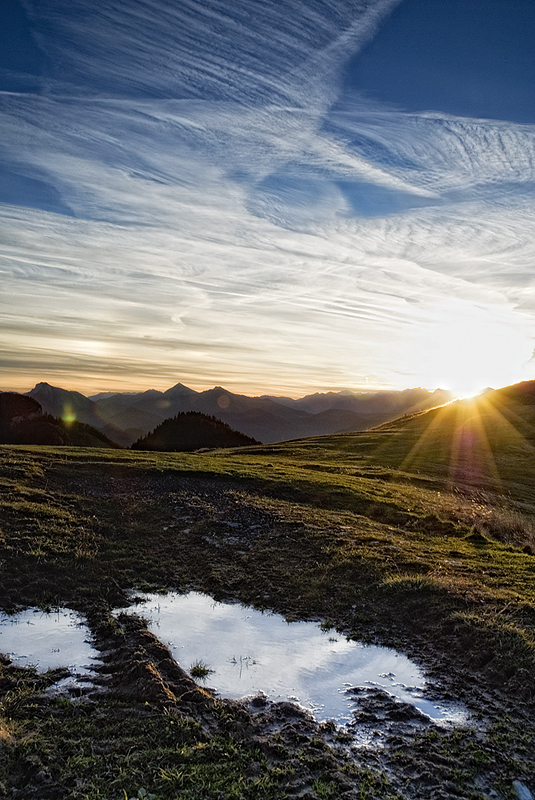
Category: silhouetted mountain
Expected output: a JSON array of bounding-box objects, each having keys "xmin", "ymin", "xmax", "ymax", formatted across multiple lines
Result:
[
  {"xmin": 263, "ymin": 387, "xmax": 453, "ymax": 415},
  {"xmin": 94, "ymin": 384, "xmax": 452, "ymax": 444},
  {"xmin": 26, "ymin": 383, "xmax": 131, "ymax": 446},
  {"xmin": 88, "ymin": 391, "xmax": 137, "ymax": 401},
  {"xmin": 0, "ymin": 393, "xmax": 42, "ymax": 442},
  {"xmin": 163, "ymin": 382, "xmax": 199, "ymax": 400},
  {"xmin": 17, "ymin": 417, "xmax": 122, "ymax": 447},
  {"xmin": 92, "ymin": 384, "xmax": 201, "ymax": 444},
  {"xmin": 22, "ymin": 380, "xmax": 454, "ymax": 446},
  {"xmin": 0, "ymin": 392, "xmax": 121, "ymax": 447},
  {"xmin": 132, "ymin": 412, "xmax": 259, "ymax": 452},
  {"xmin": 28, "ymin": 382, "xmax": 95, "ymax": 421}
]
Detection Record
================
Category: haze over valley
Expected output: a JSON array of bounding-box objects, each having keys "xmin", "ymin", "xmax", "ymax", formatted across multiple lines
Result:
[{"xmin": 9, "ymin": 380, "xmax": 454, "ymax": 446}]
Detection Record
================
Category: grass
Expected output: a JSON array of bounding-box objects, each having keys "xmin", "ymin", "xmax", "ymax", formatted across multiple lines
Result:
[
  {"xmin": 0, "ymin": 682, "xmax": 280, "ymax": 799},
  {"xmin": 1, "ymin": 443, "xmax": 535, "ymax": 670},
  {"xmin": 189, "ymin": 660, "xmax": 214, "ymax": 680},
  {"xmin": 1, "ymin": 388, "xmax": 535, "ymax": 798}
]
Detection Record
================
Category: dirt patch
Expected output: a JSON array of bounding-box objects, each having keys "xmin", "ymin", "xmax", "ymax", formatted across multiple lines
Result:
[{"xmin": 1, "ymin": 451, "xmax": 535, "ymax": 798}]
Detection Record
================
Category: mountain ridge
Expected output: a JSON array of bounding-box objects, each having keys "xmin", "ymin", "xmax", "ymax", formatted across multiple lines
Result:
[
  {"xmin": 13, "ymin": 380, "xmax": 457, "ymax": 446},
  {"xmin": 0, "ymin": 391, "xmax": 120, "ymax": 448}
]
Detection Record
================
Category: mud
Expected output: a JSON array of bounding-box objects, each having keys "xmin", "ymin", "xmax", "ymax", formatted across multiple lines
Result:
[
  {"xmin": 2, "ymin": 465, "xmax": 535, "ymax": 798},
  {"xmin": 80, "ymin": 610, "xmax": 380, "ymax": 799},
  {"xmin": 5, "ymin": 599, "xmax": 531, "ymax": 800}
]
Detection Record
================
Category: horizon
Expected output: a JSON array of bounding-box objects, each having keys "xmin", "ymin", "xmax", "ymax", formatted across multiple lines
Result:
[
  {"xmin": 1, "ymin": 0, "xmax": 534, "ymax": 398},
  {"xmin": 0, "ymin": 375, "xmax": 496, "ymax": 403},
  {"xmin": 0, "ymin": 371, "xmax": 462, "ymax": 401}
]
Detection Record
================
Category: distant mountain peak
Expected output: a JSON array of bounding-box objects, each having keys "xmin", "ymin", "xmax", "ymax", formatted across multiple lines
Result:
[
  {"xmin": 201, "ymin": 386, "xmax": 233, "ymax": 397},
  {"xmin": 163, "ymin": 382, "xmax": 198, "ymax": 397},
  {"xmin": 30, "ymin": 382, "xmax": 88, "ymax": 399},
  {"xmin": 31, "ymin": 382, "xmax": 57, "ymax": 395}
]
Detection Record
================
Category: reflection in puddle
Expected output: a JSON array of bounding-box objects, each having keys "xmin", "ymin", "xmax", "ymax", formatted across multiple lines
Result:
[
  {"xmin": 0, "ymin": 608, "xmax": 97, "ymax": 681},
  {"xmin": 124, "ymin": 592, "xmax": 466, "ymax": 725}
]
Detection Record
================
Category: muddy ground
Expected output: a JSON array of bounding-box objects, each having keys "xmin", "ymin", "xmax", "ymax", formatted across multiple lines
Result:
[{"xmin": 1, "ymin": 458, "xmax": 535, "ymax": 799}]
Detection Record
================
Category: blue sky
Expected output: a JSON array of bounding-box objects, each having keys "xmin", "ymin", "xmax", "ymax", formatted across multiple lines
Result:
[{"xmin": 1, "ymin": 0, "xmax": 534, "ymax": 397}]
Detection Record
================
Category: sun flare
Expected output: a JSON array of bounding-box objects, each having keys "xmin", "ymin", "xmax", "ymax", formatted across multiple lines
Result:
[{"xmin": 405, "ymin": 299, "xmax": 533, "ymax": 398}]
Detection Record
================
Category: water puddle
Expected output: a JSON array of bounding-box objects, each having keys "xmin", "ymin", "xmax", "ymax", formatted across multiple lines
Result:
[
  {"xmin": 0, "ymin": 608, "xmax": 98, "ymax": 688},
  {"xmin": 123, "ymin": 592, "xmax": 466, "ymax": 726}
]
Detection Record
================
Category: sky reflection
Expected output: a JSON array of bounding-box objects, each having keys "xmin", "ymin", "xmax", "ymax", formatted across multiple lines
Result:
[{"xmin": 125, "ymin": 592, "xmax": 466, "ymax": 725}]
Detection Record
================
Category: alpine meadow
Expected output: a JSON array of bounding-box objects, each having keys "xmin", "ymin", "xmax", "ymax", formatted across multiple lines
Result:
[{"xmin": 1, "ymin": 0, "xmax": 535, "ymax": 798}]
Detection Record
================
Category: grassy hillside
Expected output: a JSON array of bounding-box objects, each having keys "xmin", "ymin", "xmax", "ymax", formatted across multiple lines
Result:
[
  {"xmin": 338, "ymin": 382, "xmax": 535, "ymax": 502},
  {"xmin": 1, "ymin": 383, "xmax": 535, "ymax": 799}
]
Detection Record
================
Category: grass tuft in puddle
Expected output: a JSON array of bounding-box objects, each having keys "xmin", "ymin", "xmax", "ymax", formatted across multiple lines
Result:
[{"xmin": 189, "ymin": 660, "xmax": 215, "ymax": 680}]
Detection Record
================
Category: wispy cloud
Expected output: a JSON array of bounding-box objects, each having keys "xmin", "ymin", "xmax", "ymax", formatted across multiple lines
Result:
[{"xmin": 0, "ymin": 0, "xmax": 534, "ymax": 396}]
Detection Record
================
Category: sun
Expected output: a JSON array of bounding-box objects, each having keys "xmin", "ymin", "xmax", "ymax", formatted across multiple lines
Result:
[{"xmin": 403, "ymin": 298, "xmax": 533, "ymax": 398}]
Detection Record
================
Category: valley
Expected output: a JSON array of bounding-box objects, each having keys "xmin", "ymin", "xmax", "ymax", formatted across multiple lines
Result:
[{"xmin": 24, "ymin": 382, "xmax": 454, "ymax": 447}]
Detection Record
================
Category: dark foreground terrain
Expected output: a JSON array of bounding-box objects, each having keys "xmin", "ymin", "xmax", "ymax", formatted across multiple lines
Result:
[{"xmin": 1, "ymin": 389, "xmax": 535, "ymax": 799}]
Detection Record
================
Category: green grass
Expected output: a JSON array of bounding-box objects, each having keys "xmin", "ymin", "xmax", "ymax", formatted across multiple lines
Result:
[
  {"xmin": 0, "ymin": 679, "xmax": 280, "ymax": 800},
  {"xmin": 1, "ymin": 390, "xmax": 535, "ymax": 798},
  {"xmin": 1, "ymin": 441, "xmax": 535, "ymax": 656},
  {"xmin": 189, "ymin": 660, "xmax": 214, "ymax": 680}
]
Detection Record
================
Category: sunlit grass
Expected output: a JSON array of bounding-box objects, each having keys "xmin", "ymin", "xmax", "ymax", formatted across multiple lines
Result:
[{"xmin": 2, "ymin": 428, "xmax": 535, "ymax": 798}]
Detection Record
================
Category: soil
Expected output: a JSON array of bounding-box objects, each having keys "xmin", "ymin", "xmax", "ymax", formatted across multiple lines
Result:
[{"xmin": 1, "ymin": 461, "xmax": 535, "ymax": 799}]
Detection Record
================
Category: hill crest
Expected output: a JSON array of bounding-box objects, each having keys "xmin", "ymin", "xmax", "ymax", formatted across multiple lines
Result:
[{"xmin": 132, "ymin": 411, "xmax": 259, "ymax": 452}]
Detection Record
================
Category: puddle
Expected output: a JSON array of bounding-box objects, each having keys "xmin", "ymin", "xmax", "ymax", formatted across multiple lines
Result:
[
  {"xmin": 0, "ymin": 608, "xmax": 98, "ymax": 685},
  {"xmin": 123, "ymin": 592, "xmax": 466, "ymax": 726}
]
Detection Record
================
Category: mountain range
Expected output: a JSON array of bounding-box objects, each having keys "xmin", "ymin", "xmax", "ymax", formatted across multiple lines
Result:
[{"xmin": 18, "ymin": 382, "xmax": 454, "ymax": 447}]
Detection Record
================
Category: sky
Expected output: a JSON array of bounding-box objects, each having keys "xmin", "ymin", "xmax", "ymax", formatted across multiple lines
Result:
[{"xmin": 1, "ymin": 0, "xmax": 534, "ymax": 399}]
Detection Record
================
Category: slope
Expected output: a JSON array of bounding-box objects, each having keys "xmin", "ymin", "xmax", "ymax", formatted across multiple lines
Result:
[
  {"xmin": 132, "ymin": 411, "xmax": 259, "ymax": 451},
  {"xmin": 0, "ymin": 392, "xmax": 121, "ymax": 448}
]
